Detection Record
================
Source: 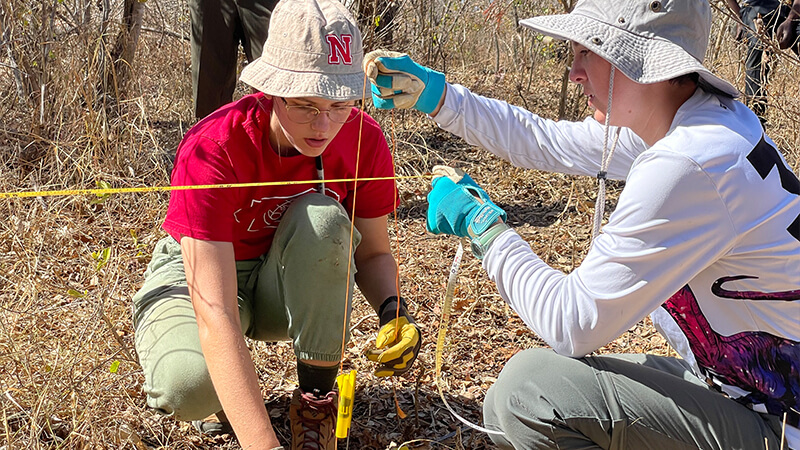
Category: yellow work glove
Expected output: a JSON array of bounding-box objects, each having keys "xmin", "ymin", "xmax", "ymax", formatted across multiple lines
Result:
[{"xmin": 365, "ymin": 296, "xmax": 422, "ymax": 377}]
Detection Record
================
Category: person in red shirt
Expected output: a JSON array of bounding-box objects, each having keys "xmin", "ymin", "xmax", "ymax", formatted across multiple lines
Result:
[{"xmin": 132, "ymin": 1, "xmax": 420, "ymax": 448}]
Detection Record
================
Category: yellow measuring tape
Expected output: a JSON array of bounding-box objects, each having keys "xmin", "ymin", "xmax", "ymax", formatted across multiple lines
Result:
[
  {"xmin": 434, "ymin": 239, "xmax": 505, "ymax": 436},
  {"xmin": 0, "ymin": 175, "xmax": 425, "ymax": 199}
]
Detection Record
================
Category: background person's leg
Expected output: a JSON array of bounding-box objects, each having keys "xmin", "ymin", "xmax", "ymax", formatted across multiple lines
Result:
[
  {"xmin": 237, "ymin": 0, "xmax": 279, "ymax": 62},
  {"xmin": 742, "ymin": 6, "xmax": 771, "ymax": 123},
  {"xmin": 483, "ymin": 348, "xmax": 781, "ymax": 450},
  {"xmin": 190, "ymin": 0, "xmax": 240, "ymax": 118}
]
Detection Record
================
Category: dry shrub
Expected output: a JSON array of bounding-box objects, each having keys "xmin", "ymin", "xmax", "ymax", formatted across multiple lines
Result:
[{"xmin": 0, "ymin": 0, "xmax": 798, "ymax": 448}]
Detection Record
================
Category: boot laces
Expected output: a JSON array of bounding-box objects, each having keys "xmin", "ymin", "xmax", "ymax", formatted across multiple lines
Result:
[{"xmin": 296, "ymin": 391, "xmax": 335, "ymax": 449}]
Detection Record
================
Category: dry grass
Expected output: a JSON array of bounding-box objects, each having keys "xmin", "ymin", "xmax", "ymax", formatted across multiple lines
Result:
[{"xmin": 0, "ymin": 0, "xmax": 798, "ymax": 448}]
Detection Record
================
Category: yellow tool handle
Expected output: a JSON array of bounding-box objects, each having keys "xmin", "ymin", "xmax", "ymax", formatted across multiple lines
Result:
[{"xmin": 335, "ymin": 370, "xmax": 357, "ymax": 439}]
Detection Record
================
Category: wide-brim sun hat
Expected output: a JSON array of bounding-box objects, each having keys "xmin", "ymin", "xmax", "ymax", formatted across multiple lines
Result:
[
  {"xmin": 240, "ymin": 0, "xmax": 364, "ymax": 101},
  {"xmin": 519, "ymin": 0, "xmax": 739, "ymax": 98}
]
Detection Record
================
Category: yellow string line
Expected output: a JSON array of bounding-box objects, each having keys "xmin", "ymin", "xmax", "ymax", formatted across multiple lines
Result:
[
  {"xmin": 0, "ymin": 175, "xmax": 429, "ymax": 199},
  {"xmin": 390, "ymin": 111, "xmax": 402, "ymax": 337},
  {"xmin": 388, "ymin": 109, "xmax": 408, "ymax": 420},
  {"xmin": 336, "ymin": 72, "xmax": 371, "ymax": 443},
  {"xmin": 339, "ymin": 72, "xmax": 371, "ymax": 393}
]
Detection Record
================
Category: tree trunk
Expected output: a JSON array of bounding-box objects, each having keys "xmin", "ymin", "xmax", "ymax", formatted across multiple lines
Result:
[
  {"xmin": 557, "ymin": 52, "xmax": 573, "ymax": 120},
  {"xmin": 105, "ymin": 0, "xmax": 145, "ymax": 96},
  {"xmin": 0, "ymin": 1, "xmax": 28, "ymax": 107},
  {"xmin": 353, "ymin": 0, "xmax": 397, "ymax": 49},
  {"xmin": 556, "ymin": 0, "xmax": 576, "ymax": 119}
]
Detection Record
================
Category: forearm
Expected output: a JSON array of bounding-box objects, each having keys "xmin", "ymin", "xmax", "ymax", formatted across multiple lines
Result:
[
  {"xmin": 483, "ymin": 230, "xmax": 657, "ymax": 357},
  {"xmin": 351, "ymin": 216, "xmax": 420, "ymax": 376},
  {"xmin": 198, "ymin": 318, "xmax": 280, "ymax": 448},
  {"xmin": 182, "ymin": 237, "xmax": 280, "ymax": 449},
  {"xmin": 354, "ymin": 252, "xmax": 399, "ymax": 312},
  {"xmin": 790, "ymin": 0, "xmax": 800, "ymax": 20},
  {"xmin": 725, "ymin": 0, "xmax": 741, "ymax": 17},
  {"xmin": 353, "ymin": 215, "xmax": 402, "ymax": 312},
  {"xmin": 433, "ymin": 84, "xmax": 644, "ymax": 178},
  {"xmin": 483, "ymin": 152, "xmax": 736, "ymax": 357}
]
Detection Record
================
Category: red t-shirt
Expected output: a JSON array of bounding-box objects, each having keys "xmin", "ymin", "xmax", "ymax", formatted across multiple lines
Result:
[{"xmin": 163, "ymin": 93, "xmax": 398, "ymax": 260}]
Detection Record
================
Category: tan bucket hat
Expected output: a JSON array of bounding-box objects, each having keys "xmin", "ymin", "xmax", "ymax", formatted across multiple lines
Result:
[
  {"xmin": 520, "ymin": 0, "xmax": 739, "ymax": 98},
  {"xmin": 240, "ymin": 0, "xmax": 364, "ymax": 101}
]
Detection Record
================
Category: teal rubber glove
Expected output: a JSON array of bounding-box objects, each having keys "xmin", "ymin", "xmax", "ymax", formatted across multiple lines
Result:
[
  {"xmin": 363, "ymin": 50, "xmax": 446, "ymax": 114},
  {"xmin": 426, "ymin": 166, "xmax": 507, "ymax": 238}
]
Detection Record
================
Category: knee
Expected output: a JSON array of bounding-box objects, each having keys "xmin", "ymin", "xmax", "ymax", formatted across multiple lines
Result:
[
  {"xmin": 502, "ymin": 348, "xmax": 566, "ymax": 387},
  {"xmin": 282, "ymin": 193, "xmax": 361, "ymax": 253},
  {"xmin": 143, "ymin": 352, "xmax": 221, "ymax": 420},
  {"xmin": 487, "ymin": 348, "xmax": 556, "ymax": 406},
  {"xmin": 485, "ymin": 348, "xmax": 592, "ymax": 419},
  {"xmin": 483, "ymin": 349, "xmax": 571, "ymax": 447}
]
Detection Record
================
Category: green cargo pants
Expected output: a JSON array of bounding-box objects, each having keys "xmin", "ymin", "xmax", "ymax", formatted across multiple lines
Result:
[
  {"xmin": 132, "ymin": 193, "xmax": 360, "ymax": 420},
  {"xmin": 483, "ymin": 348, "xmax": 785, "ymax": 450}
]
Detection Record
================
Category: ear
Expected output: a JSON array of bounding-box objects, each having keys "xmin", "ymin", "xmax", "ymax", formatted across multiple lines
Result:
[{"xmin": 262, "ymin": 93, "xmax": 274, "ymax": 100}]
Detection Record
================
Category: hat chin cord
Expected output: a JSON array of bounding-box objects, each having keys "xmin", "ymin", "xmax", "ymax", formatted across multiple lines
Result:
[{"xmin": 592, "ymin": 65, "xmax": 621, "ymax": 244}]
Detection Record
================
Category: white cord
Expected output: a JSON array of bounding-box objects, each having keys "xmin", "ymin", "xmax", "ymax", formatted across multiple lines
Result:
[
  {"xmin": 592, "ymin": 66, "xmax": 621, "ymax": 243},
  {"xmin": 435, "ymin": 240, "xmax": 505, "ymax": 436}
]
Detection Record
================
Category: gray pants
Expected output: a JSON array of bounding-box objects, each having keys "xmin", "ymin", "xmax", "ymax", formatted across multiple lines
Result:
[
  {"xmin": 484, "ymin": 348, "xmax": 784, "ymax": 449},
  {"xmin": 132, "ymin": 194, "xmax": 360, "ymax": 420}
]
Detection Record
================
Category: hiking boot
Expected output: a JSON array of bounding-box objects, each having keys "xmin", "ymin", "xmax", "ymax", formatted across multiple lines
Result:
[
  {"xmin": 191, "ymin": 410, "xmax": 233, "ymax": 436},
  {"xmin": 289, "ymin": 388, "xmax": 337, "ymax": 450}
]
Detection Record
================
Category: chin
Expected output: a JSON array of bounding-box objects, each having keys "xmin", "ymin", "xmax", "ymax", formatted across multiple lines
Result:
[
  {"xmin": 298, "ymin": 147, "xmax": 327, "ymax": 158},
  {"xmin": 593, "ymin": 110, "xmax": 606, "ymax": 123}
]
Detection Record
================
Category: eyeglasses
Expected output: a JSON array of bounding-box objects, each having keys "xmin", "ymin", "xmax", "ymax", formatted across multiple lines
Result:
[{"xmin": 279, "ymin": 98, "xmax": 358, "ymax": 124}]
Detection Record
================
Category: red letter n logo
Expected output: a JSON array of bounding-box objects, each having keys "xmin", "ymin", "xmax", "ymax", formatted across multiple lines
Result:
[{"xmin": 326, "ymin": 34, "xmax": 353, "ymax": 65}]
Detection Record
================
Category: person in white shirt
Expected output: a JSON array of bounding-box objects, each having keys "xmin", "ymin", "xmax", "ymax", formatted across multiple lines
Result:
[{"xmin": 364, "ymin": 0, "xmax": 800, "ymax": 448}]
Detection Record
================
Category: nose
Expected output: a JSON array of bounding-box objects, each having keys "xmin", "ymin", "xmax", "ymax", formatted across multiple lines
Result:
[
  {"xmin": 569, "ymin": 61, "xmax": 586, "ymax": 85},
  {"xmin": 310, "ymin": 111, "xmax": 331, "ymax": 131}
]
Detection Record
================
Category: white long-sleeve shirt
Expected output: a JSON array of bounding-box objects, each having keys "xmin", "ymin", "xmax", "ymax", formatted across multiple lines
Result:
[{"xmin": 434, "ymin": 83, "xmax": 800, "ymax": 445}]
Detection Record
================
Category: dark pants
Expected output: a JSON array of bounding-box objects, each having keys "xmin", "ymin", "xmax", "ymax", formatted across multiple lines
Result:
[
  {"xmin": 483, "ymin": 348, "xmax": 785, "ymax": 450},
  {"xmin": 190, "ymin": 0, "xmax": 279, "ymax": 119},
  {"xmin": 740, "ymin": 4, "xmax": 789, "ymax": 122}
]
